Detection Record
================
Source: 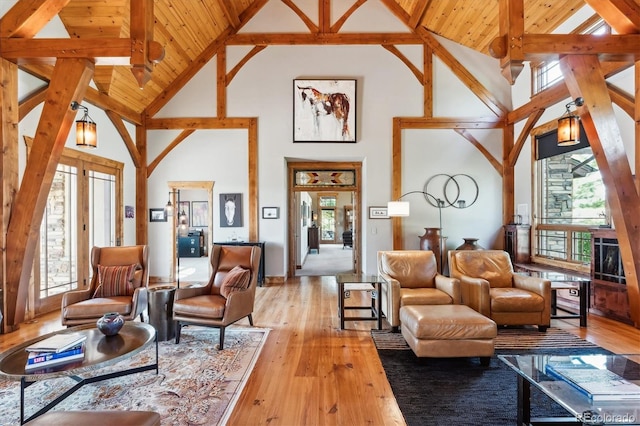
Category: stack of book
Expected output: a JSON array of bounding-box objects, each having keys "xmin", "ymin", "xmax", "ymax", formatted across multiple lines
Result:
[
  {"xmin": 545, "ymin": 356, "xmax": 640, "ymax": 402},
  {"xmin": 24, "ymin": 332, "xmax": 87, "ymax": 372}
]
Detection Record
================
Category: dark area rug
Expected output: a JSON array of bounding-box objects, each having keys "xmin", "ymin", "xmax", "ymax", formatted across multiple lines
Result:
[{"xmin": 375, "ymin": 329, "xmax": 611, "ymax": 426}]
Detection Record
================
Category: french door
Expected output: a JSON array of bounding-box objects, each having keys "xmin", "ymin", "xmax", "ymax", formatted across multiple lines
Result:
[{"xmin": 34, "ymin": 151, "xmax": 122, "ymax": 314}]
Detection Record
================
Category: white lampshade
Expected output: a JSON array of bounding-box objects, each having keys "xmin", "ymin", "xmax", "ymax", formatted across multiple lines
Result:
[{"xmin": 387, "ymin": 201, "xmax": 410, "ymax": 217}]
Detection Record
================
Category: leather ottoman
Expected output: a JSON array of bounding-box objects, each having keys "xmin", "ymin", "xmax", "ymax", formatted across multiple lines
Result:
[
  {"xmin": 25, "ymin": 410, "xmax": 161, "ymax": 426},
  {"xmin": 400, "ymin": 304, "xmax": 497, "ymax": 365}
]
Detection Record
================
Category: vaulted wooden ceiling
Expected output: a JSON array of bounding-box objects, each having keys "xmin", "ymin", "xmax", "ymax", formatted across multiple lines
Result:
[{"xmin": 17, "ymin": 0, "xmax": 586, "ymax": 118}]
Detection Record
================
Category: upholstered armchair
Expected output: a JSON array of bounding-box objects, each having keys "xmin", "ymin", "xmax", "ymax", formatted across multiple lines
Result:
[
  {"xmin": 377, "ymin": 250, "xmax": 461, "ymax": 331},
  {"xmin": 61, "ymin": 245, "xmax": 149, "ymax": 326},
  {"xmin": 448, "ymin": 250, "xmax": 551, "ymax": 331},
  {"xmin": 173, "ymin": 244, "xmax": 261, "ymax": 349}
]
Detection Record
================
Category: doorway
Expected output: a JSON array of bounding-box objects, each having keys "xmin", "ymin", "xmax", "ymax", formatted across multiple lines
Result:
[{"xmin": 287, "ymin": 161, "xmax": 362, "ymax": 277}]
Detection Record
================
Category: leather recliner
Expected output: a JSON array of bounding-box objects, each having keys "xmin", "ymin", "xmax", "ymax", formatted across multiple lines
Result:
[
  {"xmin": 377, "ymin": 250, "xmax": 461, "ymax": 331},
  {"xmin": 61, "ymin": 245, "xmax": 149, "ymax": 326},
  {"xmin": 448, "ymin": 249, "xmax": 551, "ymax": 331}
]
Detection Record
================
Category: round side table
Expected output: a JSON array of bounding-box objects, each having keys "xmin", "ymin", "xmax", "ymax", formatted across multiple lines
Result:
[{"xmin": 148, "ymin": 286, "xmax": 176, "ymax": 341}]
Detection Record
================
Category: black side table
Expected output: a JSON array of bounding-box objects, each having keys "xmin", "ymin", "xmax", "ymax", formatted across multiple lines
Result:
[{"xmin": 148, "ymin": 286, "xmax": 176, "ymax": 341}]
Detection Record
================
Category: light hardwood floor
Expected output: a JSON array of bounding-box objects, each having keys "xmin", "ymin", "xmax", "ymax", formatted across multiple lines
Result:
[{"xmin": 1, "ymin": 276, "xmax": 639, "ymax": 425}]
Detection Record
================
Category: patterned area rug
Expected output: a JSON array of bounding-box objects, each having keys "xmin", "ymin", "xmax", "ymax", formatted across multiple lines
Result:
[
  {"xmin": 372, "ymin": 326, "xmax": 599, "ymax": 350},
  {"xmin": 0, "ymin": 326, "xmax": 269, "ymax": 426}
]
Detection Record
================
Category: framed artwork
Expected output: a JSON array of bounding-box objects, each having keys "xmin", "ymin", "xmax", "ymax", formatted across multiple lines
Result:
[
  {"xmin": 369, "ymin": 206, "xmax": 388, "ymax": 219},
  {"xmin": 220, "ymin": 193, "xmax": 243, "ymax": 227},
  {"xmin": 178, "ymin": 201, "xmax": 190, "ymax": 226},
  {"xmin": 293, "ymin": 79, "xmax": 356, "ymax": 143},
  {"xmin": 125, "ymin": 205, "xmax": 134, "ymax": 219},
  {"xmin": 191, "ymin": 201, "xmax": 208, "ymax": 227},
  {"xmin": 149, "ymin": 208, "xmax": 167, "ymax": 222},
  {"xmin": 262, "ymin": 207, "xmax": 279, "ymax": 219}
]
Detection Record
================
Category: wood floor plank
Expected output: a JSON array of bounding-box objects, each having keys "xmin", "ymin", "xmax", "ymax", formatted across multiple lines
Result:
[{"xmin": 1, "ymin": 275, "xmax": 639, "ymax": 425}]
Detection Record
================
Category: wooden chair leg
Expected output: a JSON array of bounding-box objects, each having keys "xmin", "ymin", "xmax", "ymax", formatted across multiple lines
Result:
[
  {"xmin": 219, "ymin": 326, "xmax": 225, "ymax": 350},
  {"xmin": 248, "ymin": 313, "xmax": 254, "ymax": 326},
  {"xmin": 175, "ymin": 322, "xmax": 182, "ymax": 344}
]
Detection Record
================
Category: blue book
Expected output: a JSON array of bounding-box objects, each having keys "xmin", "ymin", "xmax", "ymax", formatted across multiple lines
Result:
[{"xmin": 25, "ymin": 345, "xmax": 85, "ymax": 370}]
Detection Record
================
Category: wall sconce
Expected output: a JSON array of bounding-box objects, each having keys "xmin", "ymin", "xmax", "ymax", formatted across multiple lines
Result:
[
  {"xmin": 70, "ymin": 101, "xmax": 97, "ymax": 148},
  {"xmin": 557, "ymin": 97, "xmax": 584, "ymax": 147}
]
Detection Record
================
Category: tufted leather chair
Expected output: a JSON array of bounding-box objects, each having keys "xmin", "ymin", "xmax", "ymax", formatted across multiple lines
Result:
[
  {"xmin": 377, "ymin": 250, "xmax": 461, "ymax": 332},
  {"xmin": 61, "ymin": 245, "xmax": 149, "ymax": 326},
  {"xmin": 173, "ymin": 244, "xmax": 261, "ymax": 349},
  {"xmin": 448, "ymin": 250, "xmax": 551, "ymax": 331}
]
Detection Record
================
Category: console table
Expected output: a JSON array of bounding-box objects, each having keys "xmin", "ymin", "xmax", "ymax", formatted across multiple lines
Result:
[{"xmin": 213, "ymin": 241, "xmax": 265, "ymax": 285}]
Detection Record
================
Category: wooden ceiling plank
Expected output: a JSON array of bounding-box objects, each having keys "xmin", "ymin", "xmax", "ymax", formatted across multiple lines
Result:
[
  {"xmin": 0, "ymin": 0, "xmax": 70, "ymax": 38},
  {"xmin": 454, "ymin": 128, "xmax": 503, "ymax": 175},
  {"xmin": 220, "ymin": 0, "xmax": 241, "ymax": 28},
  {"xmin": 18, "ymin": 84, "xmax": 47, "ymax": 121},
  {"xmin": 560, "ymin": 54, "xmax": 640, "ymax": 326},
  {"xmin": 105, "ymin": 109, "xmax": 142, "ymax": 168},
  {"xmin": 4, "ymin": 57, "xmax": 94, "ymax": 328},
  {"xmin": 584, "ymin": 0, "xmax": 640, "ymax": 34},
  {"xmin": 408, "ymin": 0, "xmax": 430, "ymax": 29}
]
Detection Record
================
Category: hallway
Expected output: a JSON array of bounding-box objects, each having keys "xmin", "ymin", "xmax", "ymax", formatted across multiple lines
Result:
[{"xmin": 297, "ymin": 243, "xmax": 354, "ymax": 276}]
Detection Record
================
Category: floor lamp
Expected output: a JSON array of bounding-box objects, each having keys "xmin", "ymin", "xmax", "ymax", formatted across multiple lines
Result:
[{"xmin": 166, "ymin": 189, "xmax": 186, "ymax": 288}]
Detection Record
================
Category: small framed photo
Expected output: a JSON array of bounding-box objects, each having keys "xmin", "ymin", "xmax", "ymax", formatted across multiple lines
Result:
[
  {"xmin": 369, "ymin": 206, "xmax": 388, "ymax": 219},
  {"xmin": 149, "ymin": 208, "xmax": 167, "ymax": 222},
  {"xmin": 262, "ymin": 207, "xmax": 279, "ymax": 219}
]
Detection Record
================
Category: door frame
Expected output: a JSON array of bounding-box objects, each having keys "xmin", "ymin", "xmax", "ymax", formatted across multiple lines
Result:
[{"xmin": 287, "ymin": 161, "xmax": 362, "ymax": 278}]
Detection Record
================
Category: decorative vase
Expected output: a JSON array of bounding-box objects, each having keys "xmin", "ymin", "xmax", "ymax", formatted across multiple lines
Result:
[
  {"xmin": 97, "ymin": 312, "xmax": 125, "ymax": 336},
  {"xmin": 419, "ymin": 227, "xmax": 442, "ymax": 273},
  {"xmin": 456, "ymin": 238, "xmax": 484, "ymax": 251}
]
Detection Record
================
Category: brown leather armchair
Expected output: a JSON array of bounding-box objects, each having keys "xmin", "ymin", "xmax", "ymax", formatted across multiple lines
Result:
[
  {"xmin": 377, "ymin": 250, "xmax": 461, "ymax": 331},
  {"xmin": 61, "ymin": 245, "xmax": 149, "ymax": 326},
  {"xmin": 448, "ymin": 250, "xmax": 551, "ymax": 331},
  {"xmin": 173, "ymin": 244, "xmax": 261, "ymax": 349}
]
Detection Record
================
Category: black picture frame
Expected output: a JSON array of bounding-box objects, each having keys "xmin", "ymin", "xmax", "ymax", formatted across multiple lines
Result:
[
  {"xmin": 262, "ymin": 207, "xmax": 279, "ymax": 219},
  {"xmin": 293, "ymin": 79, "xmax": 356, "ymax": 143},
  {"xmin": 220, "ymin": 193, "xmax": 243, "ymax": 227},
  {"xmin": 149, "ymin": 208, "xmax": 167, "ymax": 222}
]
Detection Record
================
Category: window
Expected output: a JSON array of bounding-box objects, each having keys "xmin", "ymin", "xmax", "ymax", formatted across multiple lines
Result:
[{"xmin": 534, "ymin": 130, "xmax": 607, "ymax": 268}]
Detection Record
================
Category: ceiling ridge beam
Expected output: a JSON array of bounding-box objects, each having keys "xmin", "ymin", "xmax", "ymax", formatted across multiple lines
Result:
[{"xmin": 0, "ymin": 0, "xmax": 70, "ymax": 38}]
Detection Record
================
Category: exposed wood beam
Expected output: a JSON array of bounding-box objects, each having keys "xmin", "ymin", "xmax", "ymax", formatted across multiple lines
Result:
[
  {"xmin": 145, "ymin": 117, "xmax": 253, "ymax": 130},
  {"xmin": 519, "ymin": 34, "xmax": 640, "ymax": 62},
  {"xmin": 382, "ymin": 45, "xmax": 423, "ymax": 82},
  {"xmin": 398, "ymin": 117, "xmax": 504, "ymax": 129},
  {"xmin": 105, "ymin": 110, "xmax": 142, "ymax": 168},
  {"xmin": 636, "ymin": 62, "xmax": 640, "ymax": 196},
  {"xmin": 419, "ymin": 29, "xmax": 509, "ymax": 118},
  {"xmin": 408, "ymin": 0, "xmax": 430, "ymax": 29},
  {"xmin": 490, "ymin": 0, "xmax": 524, "ymax": 84},
  {"xmin": 584, "ymin": 0, "xmax": 640, "ymax": 34},
  {"xmin": 607, "ymin": 82, "xmax": 634, "ymax": 117},
  {"xmin": 0, "ymin": 38, "xmax": 164, "ymax": 66},
  {"xmin": 0, "ymin": 0, "xmax": 70, "ymax": 38},
  {"xmin": 220, "ymin": 0, "xmax": 241, "ymax": 29},
  {"xmin": 560, "ymin": 54, "xmax": 640, "ymax": 326},
  {"xmin": 135, "ymin": 123, "xmax": 148, "ymax": 245},
  {"xmin": 130, "ymin": 0, "xmax": 162, "ymax": 88},
  {"xmin": 506, "ymin": 109, "xmax": 544, "ymax": 167},
  {"xmin": 281, "ymin": 0, "xmax": 319, "ymax": 33},
  {"xmin": 454, "ymin": 129, "xmax": 503, "ymax": 175},
  {"xmin": 227, "ymin": 33, "xmax": 422, "ymax": 45},
  {"xmin": 424, "ymin": 44, "xmax": 433, "ymax": 117},
  {"xmin": 226, "ymin": 45, "xmax": 267, "ymax": 85},
  {"xmin": 18, "ymin": 84, "xmax": 47, "ymax": 120},
  {"xmin": 247, "ymin": 118, "xmax": 259, "ymax": 241},
  {"xmin": 330, "ymin": 0, "xmax": 367, "ymax": 33},
  {"xmin": 147, "ymin": 129, "xmax": 195, "ymax": 177},
  {"xmin": 217, "ymin": 47, "xmax": 226, "ymax": 118},
  {"xmin": 391, "ymin": 117, "xmax": 403, "ymax": 250},
  {"xmin": 319, "ymin": 0, "xmax": 330, "ymax": 33},
  {"xmin": 4, "ymin": 58, "xmax": 94, "ymax": 328},
  {"xmin": 502, "ymin": 124, "xmax": 515, "ymax": 225}
]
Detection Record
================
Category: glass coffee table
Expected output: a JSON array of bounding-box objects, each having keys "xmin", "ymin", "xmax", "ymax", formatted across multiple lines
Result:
[
  {"xmin": 499, "ymin": 354, "xmax": 640, "ymax": 425},
  {"xmin": 0, "ymin": 322, "xmax": 158, "ymax": 424}
]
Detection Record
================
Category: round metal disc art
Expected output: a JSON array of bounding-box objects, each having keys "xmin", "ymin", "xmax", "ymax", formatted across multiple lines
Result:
[{"xmin": 423, "ymin": 174, "xmax": 479, "ymax": 209}]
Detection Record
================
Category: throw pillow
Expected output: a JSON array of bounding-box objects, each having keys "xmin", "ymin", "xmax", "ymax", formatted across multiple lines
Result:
[
  {"xmin": 219, "ymin": 265, "xmax": 251, "ymax": 298},
  {"xmin": 94, "ymin": 263, "xmax": 138, "ymax": 298}
]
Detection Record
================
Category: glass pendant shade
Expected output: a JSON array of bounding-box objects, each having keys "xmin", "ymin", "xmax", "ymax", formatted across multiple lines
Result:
[{"xmin": 557, "ymin": 114, "xmax": 580, "ymax": 146}]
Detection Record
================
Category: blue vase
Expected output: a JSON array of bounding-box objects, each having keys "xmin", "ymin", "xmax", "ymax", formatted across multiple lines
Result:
[{"xmin": 97, "ymin": 312, "xmax": 125, "ymax": 336}]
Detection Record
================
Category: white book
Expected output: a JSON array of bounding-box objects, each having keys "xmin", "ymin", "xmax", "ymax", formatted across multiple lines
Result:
[
  {"xmin": 25, "ymin": 332, "xmax": 87, "ymax": 354},
  {"xmin": 546, "ymin": 362, "xmax": 640, "ymax": 401}
]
